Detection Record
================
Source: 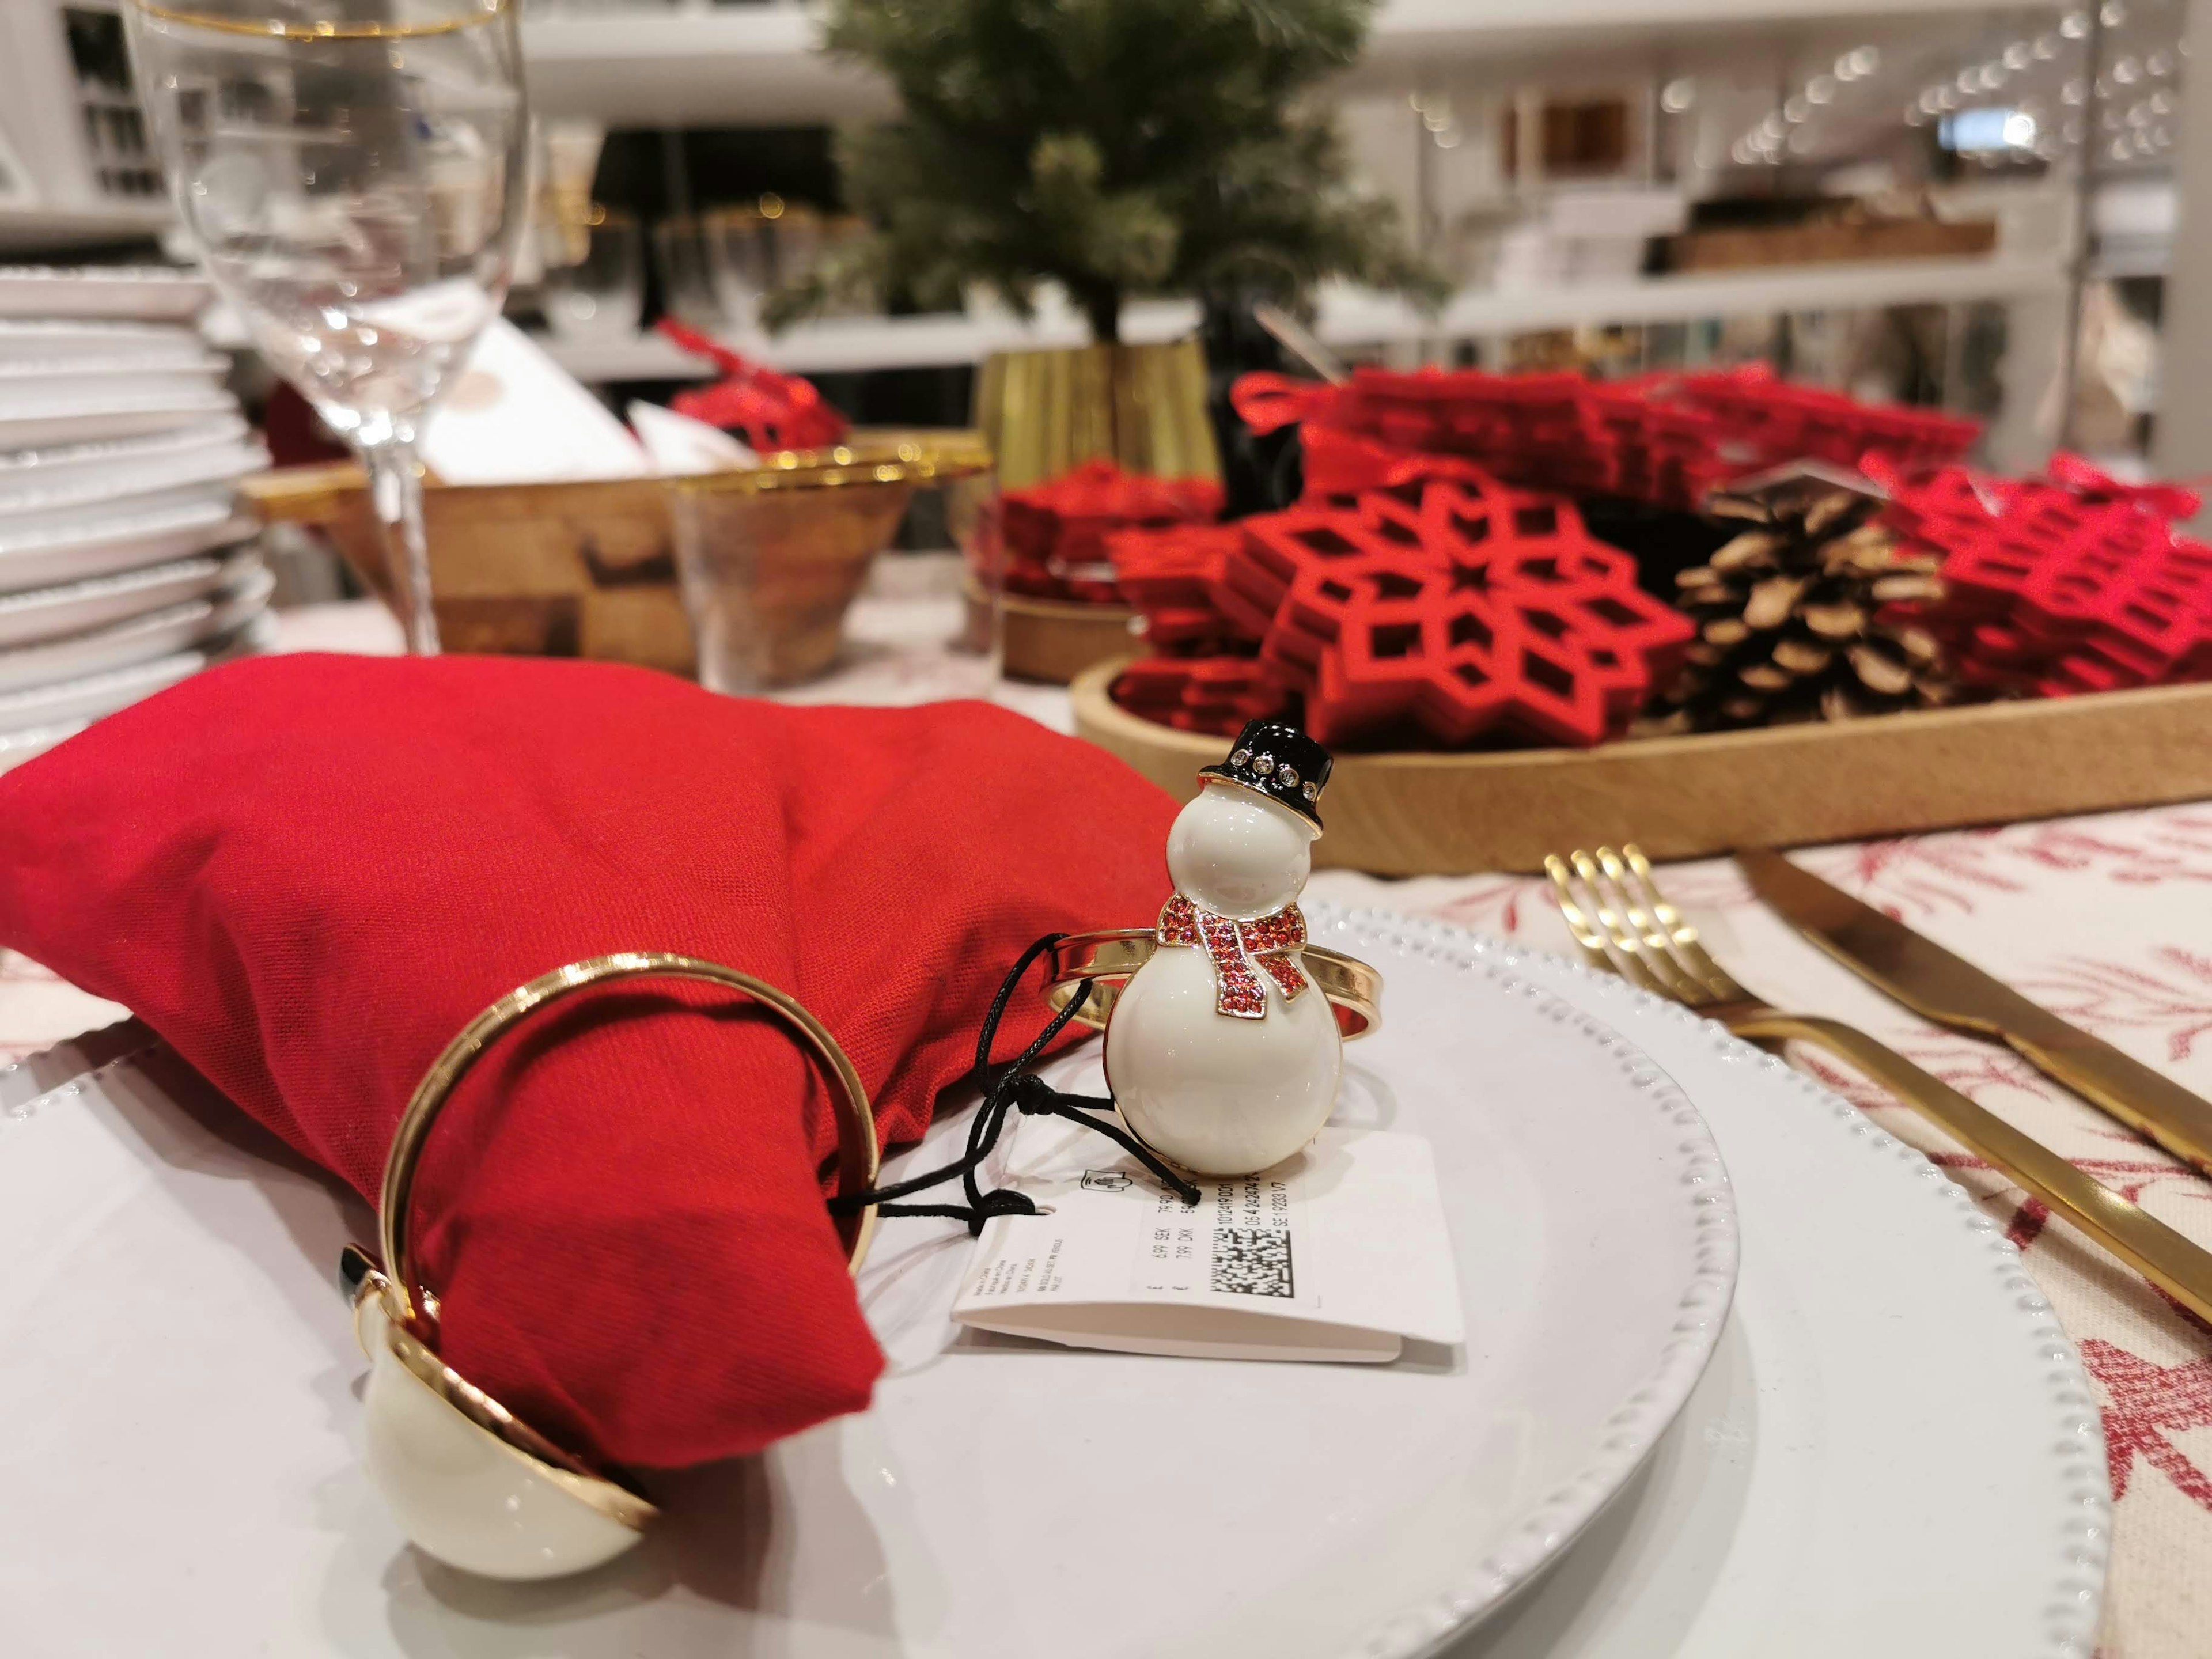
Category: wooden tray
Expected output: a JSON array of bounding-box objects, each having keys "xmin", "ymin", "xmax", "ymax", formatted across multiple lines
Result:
[
  {"xmin": 1071, "ymin": 656, "xmax": 2212, "ymax": 874},
  {"xmin": 245, "ymin": 463, "xmax": 697, "ymax": 670}
]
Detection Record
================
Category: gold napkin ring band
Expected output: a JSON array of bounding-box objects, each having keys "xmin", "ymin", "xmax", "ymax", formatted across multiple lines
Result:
[
  {"xmin": 1043, "ymin": 929, "xmax": 1383, "ymax": 1040},
  {"xmin": 344, "ymin": 951, "xmax": 882, "ymax": 1538}
]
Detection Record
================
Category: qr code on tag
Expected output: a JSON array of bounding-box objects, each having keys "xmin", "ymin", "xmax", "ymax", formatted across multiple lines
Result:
[{"xmin": 1213, "ymin": 1227, "xmax": 1294, "ymax": 1298}]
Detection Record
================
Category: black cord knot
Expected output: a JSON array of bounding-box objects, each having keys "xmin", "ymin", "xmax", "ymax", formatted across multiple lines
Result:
[{"xmin": 837, "ymin": 934, "xmax": 1206, "ymax": 1233}]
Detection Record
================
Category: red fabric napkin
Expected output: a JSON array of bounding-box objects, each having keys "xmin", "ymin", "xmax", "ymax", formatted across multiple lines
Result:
[{"xmin": 0, "ymin": 653, "xmax": 1176, "ymax": 1469}]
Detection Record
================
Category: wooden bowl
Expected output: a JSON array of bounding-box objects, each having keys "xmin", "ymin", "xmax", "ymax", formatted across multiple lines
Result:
[
  {"xmin": 1071, "ymin": 656, "xmax": 2212, "ymax": 875},
  {"xmin": 987, "ymin": 587, "xmax": 1142, "ymax": 684}
]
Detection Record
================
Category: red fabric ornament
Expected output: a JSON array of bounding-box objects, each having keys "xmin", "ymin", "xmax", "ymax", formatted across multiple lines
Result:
[
  {"xmin": 1877, "ymin": 452, "xmax": 2212, "ymax": 697},
  {"xmin": 1203, "ymin": 463, "xmax": 1690, "ymax": 748},
  {"xmin": 0, "ymin": 653, "xmax": 1176, "ymax": 1470},
  {"xmin": 1231, "ymin": 363, "xmax": 1978, "ymax": 513},
  {"xmin": 1105, "ymin": 522, "xmax": 1255, "ymax": 655},
  {"xmin": 1002, "ymin": 459, "xmax": 1225, "ymax": 603},
  {"xmin": 658, "ymin": 320, "xmax": 850, "ymax": 452},
  {"xmin": 1108, "ymin": 654, "xmax": 1289, "ymax": 736}
]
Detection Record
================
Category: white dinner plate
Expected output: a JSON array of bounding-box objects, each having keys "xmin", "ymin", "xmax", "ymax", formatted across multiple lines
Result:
[
  {"xmin": 0, "ymin": 914, "xmax": 1740, "ymax": 1659},
  {"xmin": 0, "ymin": 437, "xmax": 265, "ymax": 523},
  {"xmin": 0, "ymin": 611, "xmax": 271, "ymax": 736},
  {"xmin": 0, "ymin": 565, "xmax": 272, "ymax": 695},
  {"xmin": 0, "ymin": 264, "xmax": 212, "ymax": 321},
  {"xmin": 0, "ymin": 550, "xmax": 263, "ymax": 650},
  {"xmin": 1376, "ymin": 915, "xmax": 2108, "ymax": 1659},
  {"xmin": 0, "ymin": 480, "xmax": 248, "ymax": 544},
  {"xmin": 0, "ymin": 388, "xmax": 238, "ymax": 451},
  {"xmin": 0, "ymin": 501, "xmax": 257, "ymax": 592},
  {"xmin": 0, "ymin": 351, "xmax": 231, "ymax": 388},
  {"xmin": 0, "ymin": 320, "xmax": 213, "ymax": 365},
  {"xmin": 0, "ymin": 414, "xmax": 251, "ymax": 500}
]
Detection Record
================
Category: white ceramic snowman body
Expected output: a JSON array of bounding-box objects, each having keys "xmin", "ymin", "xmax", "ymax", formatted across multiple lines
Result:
[{"xmin": 1104, "ymin": 775, "xmax": 1341, "ymax": 1176}]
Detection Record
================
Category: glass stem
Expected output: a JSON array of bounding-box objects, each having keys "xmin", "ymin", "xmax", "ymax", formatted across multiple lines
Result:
[{"xmin": 363, "ymin": 437, "xmax": 441, "ymax": 656}]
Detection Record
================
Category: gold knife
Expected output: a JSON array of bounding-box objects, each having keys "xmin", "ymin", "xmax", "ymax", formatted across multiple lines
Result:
[{"xmin": 1739, "ymin": 846, "xmax": 2212, "ymax": 1178}]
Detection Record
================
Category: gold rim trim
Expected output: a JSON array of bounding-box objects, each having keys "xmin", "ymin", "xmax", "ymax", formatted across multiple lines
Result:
[
  {"xmin": 383, "ymin": 951, "xmax": 880, "ymax": 1320},
  {"xmin": 677, "ymin": 451, "xmax": 993, "ymax": 497},
  {"xmin": 130, "ymin": 0, "xmax": 507, "ymax": 40},
  {"xmin": 357, "ymin": 952, "xmax": 882, "ymax": 1531},
  {"xmin": 1044, "ymin": 929, "xmax": 1382, "ymax": 1040}
]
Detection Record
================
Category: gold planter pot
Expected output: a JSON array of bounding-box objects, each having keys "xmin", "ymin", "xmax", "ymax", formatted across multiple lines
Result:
[{"xmin": 975, "ymin": 339, "xmax": 1222, "ymax": 492}]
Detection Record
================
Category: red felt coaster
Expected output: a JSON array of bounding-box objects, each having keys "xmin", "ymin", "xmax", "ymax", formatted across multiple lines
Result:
[
  {"xmin": 1885, "ymin": 453, "xmax": 2212, "ymax": 696},
  {"xmin": 1190, "ymin": 468, "xmax": 1691, "ymax": 749},
  {"xmin": 1003, "ymin": 459, "xmax": 1225, "ymax": 603}
]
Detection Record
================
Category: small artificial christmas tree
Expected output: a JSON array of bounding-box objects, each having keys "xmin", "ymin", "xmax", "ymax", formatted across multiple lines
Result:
[{"xmin": 775, "ymin": 0, "xmax": 1438, "ymax": 343}]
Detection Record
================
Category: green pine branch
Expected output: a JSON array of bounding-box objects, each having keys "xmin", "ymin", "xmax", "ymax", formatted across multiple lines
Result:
[{"xmin": 763, "ymin": 0, "xmax": 1442, "ymax": 342}]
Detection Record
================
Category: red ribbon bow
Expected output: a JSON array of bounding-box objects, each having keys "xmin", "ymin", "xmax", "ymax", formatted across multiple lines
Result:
[{"xmin": 1156, "ymin": 892, "xmax": 1310, "ymax": 1020}]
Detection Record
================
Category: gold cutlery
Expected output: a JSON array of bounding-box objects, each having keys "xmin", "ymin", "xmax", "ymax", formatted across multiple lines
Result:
[
  {"xmin": 1740, "ymin": 846, "xmax": 2212, "ymax": 1179},
  {"xmin": 1546, "ymin": 843, "xmax": 2212, "ymax": 1324}
]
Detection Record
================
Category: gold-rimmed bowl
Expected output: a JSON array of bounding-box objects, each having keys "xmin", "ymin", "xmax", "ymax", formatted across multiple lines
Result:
[{"xmin": 672, "ymin": 447, "xmax": 992, "ymax": 691}]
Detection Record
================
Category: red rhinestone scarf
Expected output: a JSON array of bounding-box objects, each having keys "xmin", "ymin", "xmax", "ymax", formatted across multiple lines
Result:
[{"xmin": 1156, "ymin": 892, "xmax": 1310, "ymax": 1020}]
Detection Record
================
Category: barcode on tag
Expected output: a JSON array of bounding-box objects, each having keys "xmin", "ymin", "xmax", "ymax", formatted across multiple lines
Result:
[{"xmin": 1213, "ymin": 1227, "xmax": 1294, "ymax": 1298}]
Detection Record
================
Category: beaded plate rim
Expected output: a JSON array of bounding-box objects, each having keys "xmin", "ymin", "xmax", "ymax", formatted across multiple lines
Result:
[{"xmin": 1316, "ymin": 907, "xmax": 2109, "ymax": 1659}]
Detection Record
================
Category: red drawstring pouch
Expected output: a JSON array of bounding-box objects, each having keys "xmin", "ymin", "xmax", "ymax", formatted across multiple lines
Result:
[{"xmin": 0, "ymin": 652, "xmax": 1176, "ymax": 1469}]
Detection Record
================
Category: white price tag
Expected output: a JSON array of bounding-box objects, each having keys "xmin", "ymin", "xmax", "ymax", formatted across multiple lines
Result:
[{"xmin": 952, "ymin": 1118, "xmax": 1463, "ymax": 1363}]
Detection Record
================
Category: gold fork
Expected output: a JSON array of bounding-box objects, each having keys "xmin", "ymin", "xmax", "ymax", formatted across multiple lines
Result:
[{"xmin": 1547, "ymin": 843, "xmax": 2212, "ymax": 1324}]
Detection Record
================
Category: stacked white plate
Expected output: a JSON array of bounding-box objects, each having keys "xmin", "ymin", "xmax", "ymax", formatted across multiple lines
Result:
[{"xmin": 0, "ymin": 269, "xmax": 272, "ymax": 773}]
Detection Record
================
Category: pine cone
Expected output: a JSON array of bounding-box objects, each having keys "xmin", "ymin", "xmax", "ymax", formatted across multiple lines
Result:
[{"xmin": 1635, "ymin": 480, "xmax": 1955, "ymax": 736}]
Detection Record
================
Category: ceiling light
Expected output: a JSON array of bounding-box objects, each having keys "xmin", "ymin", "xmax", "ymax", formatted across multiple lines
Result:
[
  {"xmin": 2061, "ymin": 11, "xmax": 2090, "ymax": 38},
  {"xmin": 2101, "ymin": 0, "xmax": 2127, "ymax": 25},
  {"xmin": 2150, "ymin": 90, "xmax": 2174, "ymax": 115},
  {"xmin": 1784, "ymin": 94, "xmax": 1810, "ymax": 122},
  {"xmin": 2002, "ymin": 111, "xmax": 2038, "ymax": 146},
  {"xmin": 1849, "ymin": 46, "xmax": 1880, "ymax": 75},
  {"xmin": 2033, "ymin": 34, "xmax": 2060, "ymax": 60},
  {"xmin": 2005, "ymin": 43, "xmax": 2032, "ymax": 70},
  {"xmin": 2113, "ymin": 57, "xmax": 2140, "ymax": 84},
  {"xmin": 1661, "ymin": 77, "xmax": 1696, "ymax": 113},
  {"xmin": 1921, "ymin": 88, "xmax": 1945, "ymax": 113},
  {"xmin": 2148, "ymin": 50, "xmax": 2176, "ymax": 77},
  {"xmin": 1807, "ymin": 75, "xmax": 1836, "ymax": 104}
]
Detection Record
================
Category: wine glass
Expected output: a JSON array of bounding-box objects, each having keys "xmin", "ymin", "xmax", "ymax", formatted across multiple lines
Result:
[{"xmin": 126, "ymin": 0, "xmax": 528, "ymax": 654}]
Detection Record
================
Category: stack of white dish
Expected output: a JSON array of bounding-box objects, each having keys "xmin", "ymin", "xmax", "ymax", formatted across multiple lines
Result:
[{"xmin": 0, "ymin": 267, "xmax": 272, "ymax": 774}]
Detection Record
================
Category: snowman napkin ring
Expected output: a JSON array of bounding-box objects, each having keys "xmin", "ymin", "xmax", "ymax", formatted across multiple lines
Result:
[
  {"xmin": 1044, "ymin": 929, "xmax": 1382, "ymax": 1041},
  {"xmin": 337, "ymin": 951, "xmax": 880, "ymax": 1581}
]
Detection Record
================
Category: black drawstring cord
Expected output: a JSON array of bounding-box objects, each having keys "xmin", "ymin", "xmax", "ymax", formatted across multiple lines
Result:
[{"xmin": 828, "ymin": 933, "xmax": 1202, "ymax": 1234}]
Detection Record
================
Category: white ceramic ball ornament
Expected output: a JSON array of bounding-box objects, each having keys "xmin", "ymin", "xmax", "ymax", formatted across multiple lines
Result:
[
  {"xmin": 1105, "ymin": 722, "xmax": 1343, "ymax": 1176},
  {"xmin": 357, "ymin": 1293, "xmax": 647, "ymax": 1580}
]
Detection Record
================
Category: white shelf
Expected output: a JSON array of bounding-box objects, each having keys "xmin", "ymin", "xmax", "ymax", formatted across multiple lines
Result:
[
  {"xmin": 522, "ymin": 8, "xmax": 888, "ymax": 126},
  {"xmin": 1330, "ymin": 254, "xmax": 2070, "ymax": 339},
  {"xmin": 524, "ymin": 0, "xmax": 2059, "ymax": 126},
  {"xmin": 541, "ymin": 256, "xmax": 2067, "ymax": 381},
  {"xmin": 0, "ymin": 201, "xmax": 171, "ymax": 255}
]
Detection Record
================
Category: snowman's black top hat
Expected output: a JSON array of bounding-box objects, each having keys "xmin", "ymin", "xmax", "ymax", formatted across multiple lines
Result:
[{"xmin": 1199, "ymin": 719, "xmax": 1332, "ymax": 832}]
